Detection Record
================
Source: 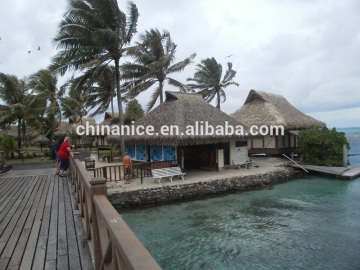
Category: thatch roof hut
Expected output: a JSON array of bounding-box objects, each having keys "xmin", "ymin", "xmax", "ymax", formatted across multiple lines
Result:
[
  {"xmin": 54, "ymin": 117, "xmax": 97, "ymax": 136},
  {"xmin": 0, "ymin": 125, "xmax": 18, "ymax": 138},
  {"xmin": 101, "ymin": 112, "xmax": 119, "ymax": 126},
  {"xmin": 231, "ymin": 90, "xmax": 326, "ymax": 129},
  {"xmin": 32, "ymin": 135, "xmax": 49, "ymax": 144},
  {"xmin": 107, "ymin": 91, "xmax": 247, "ymax": 146}
]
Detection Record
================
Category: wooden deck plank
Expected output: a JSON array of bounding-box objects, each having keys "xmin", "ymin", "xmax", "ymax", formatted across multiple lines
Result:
[
  {"xmin": 32, "ymin": 175, "xmax": 55, "ymax": 270},
  {"xmin": 0, "ymin": 176, "xmax": 39, "ymax": 258},
  {"xmin": 0, "ymin": 173, "xmax": 93, "ymax": 269},
  {"xmin": 0, "ymin": 177, "xmax": 28, "ymax": 222},
  {"xmin": 0, "ymin": 176, "xmax": 42, "ymax": 260},
  {"xmin": 64, "ymin": 176, "xmax": 82, "ymax": 270},
  {"xmin": 57, "ymin": 177, "xmax": 69, "ymax": 264},
  {"xmin": 19, "ymin": 175, "xmax": 51, "ymax": 269},
  {"xmin": 45, "ymin": 175, "xmax": 59, "ymax": 263},
  {"xmin": 8, "ymin": 176, "xmax": 47, "ymax": 268},
  {"xmin": 0, "ymin": 177, "xmax": 22, "ymax": 204}
]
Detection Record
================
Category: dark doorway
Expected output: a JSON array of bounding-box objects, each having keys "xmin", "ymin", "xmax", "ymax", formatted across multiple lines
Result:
[{"xmin": 178, "ymin": 144, "xmax": 217, "ymax": 170}]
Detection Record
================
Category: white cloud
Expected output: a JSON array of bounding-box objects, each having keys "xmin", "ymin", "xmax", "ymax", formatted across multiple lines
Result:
[{"xmin": 0, "ymin": 0, "xmax": 359, "ymax": 128}]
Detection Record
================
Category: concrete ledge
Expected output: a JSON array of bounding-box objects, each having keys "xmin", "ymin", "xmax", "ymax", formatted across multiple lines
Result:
[{"xmin": 109, "ymin": 168, "xmax": 302, "ymax": 209}]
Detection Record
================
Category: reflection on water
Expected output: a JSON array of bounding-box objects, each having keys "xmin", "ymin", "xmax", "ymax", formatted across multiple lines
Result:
[{"xmin": 121, "ymin": 177, "xmax": 360, "ymax": 270}]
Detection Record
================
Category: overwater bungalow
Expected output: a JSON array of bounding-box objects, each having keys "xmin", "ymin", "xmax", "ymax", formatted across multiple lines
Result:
[
  {"xmin": 107, "ymin": 91, "xmax": 249, "ymax": 171},
  {"xmin": 231, "ymin": 89, "xmax": 326, "ymax": 156}
]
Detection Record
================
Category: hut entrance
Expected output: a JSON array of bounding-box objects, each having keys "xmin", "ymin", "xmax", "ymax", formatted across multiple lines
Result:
[
  {"xmin": 179, "ymin": 144, "xmax": 217, "ymax": 171},
  {"xmin": 216, "ymin": 142, "xmax": 230, "ymax": 166}
]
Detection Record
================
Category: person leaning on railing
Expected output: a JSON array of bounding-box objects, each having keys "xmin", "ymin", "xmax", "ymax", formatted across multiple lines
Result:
[
  {"xmin": 54, "ymin": 130, "xmax": 71, "ymax": 175},
  {"xmin": 123, "ymin": 152, "xmax": 132, "ymax": 184},
  {"xmin": 57, "ymin": 136, "xmax": 73, "ymax": 177}
]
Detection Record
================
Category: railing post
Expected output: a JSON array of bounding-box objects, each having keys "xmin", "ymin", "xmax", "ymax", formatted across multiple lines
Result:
[
  {"xmin": 102, "ymin": 166, "xmax": 107, "ymax": 180},
  {"xmin": 73, "ymin": 152, "xmax": 80, "ymax": 160},
  {"xmin": 90, "ymin": 177, "xmax": 107, "ymax": 270}
]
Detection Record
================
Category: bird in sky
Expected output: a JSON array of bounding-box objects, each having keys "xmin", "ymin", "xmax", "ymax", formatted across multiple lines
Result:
[
  {"xmin": 38, "ymin": 46, "xmax": 40, "ymax": 51},
  {"xmin": 224, "ymin": 54, "xmax": 233, "ymax": 59},
  {"xmin": 28, "ymin": 51, "xmax": 31, "ymax": 54}
]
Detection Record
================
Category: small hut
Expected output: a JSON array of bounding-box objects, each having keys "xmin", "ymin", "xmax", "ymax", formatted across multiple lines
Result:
[
  {"xmin": 107, "ymin": 91, "xmax": 249, "ymax": 170},
  {"xmin": 231, "ymin": 89, "xmax": 326, "ymax": 155},
  {"xmin": 97, "ymin": 112, "xmax": 119, "ymax": 148},
  {"xmin": 32, "ymin": 135, "xmax": 49, "ymax": 151},
  {"xmin": 54, "ymin": 117, "xmax": 97, "ymax": 147}
]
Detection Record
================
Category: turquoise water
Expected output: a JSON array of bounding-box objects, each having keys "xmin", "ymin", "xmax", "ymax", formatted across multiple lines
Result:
[
  {"xmin": 120, "ymin": 128, "xmax": 360, "ymax": 269},
  {"xmin": 121, "ymin": 177, "xmax": 360, "ymax": 269}
]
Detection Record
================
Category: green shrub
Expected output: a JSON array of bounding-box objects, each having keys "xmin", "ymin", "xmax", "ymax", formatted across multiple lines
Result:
[
  {"xmin": 43, "ymin": 149, "xmax": 50, "ymax": 157},
  {"xmin": 0, "ymin": 134, "xmax": 16, "ymax": 158},
  {"xmin": 298, "ymin": 128, "xmax": 350, "ymax": 166}
]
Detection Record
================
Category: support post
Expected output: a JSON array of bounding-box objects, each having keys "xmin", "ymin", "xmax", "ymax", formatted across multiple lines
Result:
[{"xmin": 343, "ymin": 144, "xmax": 348, "ymax": 167}]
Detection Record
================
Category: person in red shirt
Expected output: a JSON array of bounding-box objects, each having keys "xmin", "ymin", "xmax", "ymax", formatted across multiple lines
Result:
[{"xmin": 57, "ymin": 136, "xmax": 73, "ymax": 177}]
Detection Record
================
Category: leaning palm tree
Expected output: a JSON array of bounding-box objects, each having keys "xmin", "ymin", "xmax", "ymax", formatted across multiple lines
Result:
[
  {"xmin": 81, "ymin": 65, "xmax": 117, "ymax": 117},
  {"xmin": 187, "ymin": 57, "xmax": 239, "ymax": 110},
  {"xmin": 0, "ymin": 73, "xmax": 31, "ymax": 154},
  {"xmin": 28, "ymin": 69, "xmax": 65, "ymax": 142},
  {"xmin": 121, "ymin": 28, "xmax": 196, "ymax": 111},
  {"xmin": 62, "ymin": 76, "xmax": 88, "ymax": 123},
  {"xmin": 51, "ymin": 0, "xmax": 139, "ymax": 155}
]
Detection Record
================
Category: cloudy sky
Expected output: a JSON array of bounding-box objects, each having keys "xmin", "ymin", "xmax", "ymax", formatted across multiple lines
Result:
[{"xmin": 1, "ymin": 0, "xmax": 359, "ymax": 128}]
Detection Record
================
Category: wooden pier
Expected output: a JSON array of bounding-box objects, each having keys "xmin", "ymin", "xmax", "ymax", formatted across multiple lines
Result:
[
  {"xmin": 0, "ymin": 174, "xmax": 93, "ymax": 269},
  {"xmin": 292, "ymin": 164, "xmax": 360, "ymax": 179}
]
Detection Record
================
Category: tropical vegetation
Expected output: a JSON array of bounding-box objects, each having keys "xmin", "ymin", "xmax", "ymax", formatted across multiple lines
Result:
[
  {"xmin": 298, "ymin": 128, "xmax": 350, "ymax": 166},
  {"xmin": 0, "ymin": 0, "xmax": 242, "ymax": 157},
  {"xmin": 51, "ymin": 0, "xmax": 139, "ymax": 153},
  {"xmin": 121, "ymin": 28, "xmax": 196, "ymax": 111},
  {"xmin": 187, "ymin": 57, "xmax": 239, "ymax": 110}
]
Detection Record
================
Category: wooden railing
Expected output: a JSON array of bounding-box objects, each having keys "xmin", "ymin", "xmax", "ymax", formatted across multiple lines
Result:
[
  {"xmin": 69, "ymin": 152, "xmax": 161, "ymax": 270},
  {"xmin": 93, "ymin": 160, "xmax": 177, "ymax": 184}
]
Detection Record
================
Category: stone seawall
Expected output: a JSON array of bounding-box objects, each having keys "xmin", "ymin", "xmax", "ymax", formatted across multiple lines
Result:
[{"xmin": 108, "ymin": 168, "xmax": 303, "ymax": 209}]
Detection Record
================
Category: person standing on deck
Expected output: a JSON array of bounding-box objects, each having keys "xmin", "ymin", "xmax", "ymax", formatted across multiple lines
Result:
[
  {"xmin": 123, "ymin": 152, "xmax": 132, "ymax": 184},
  {"xmin": 57, "ymin": 136, "xmax": 73, "ymax": 177},
  {"xmin": 54, "ymin": 130, "xmax": 70, "ymax": 175}
]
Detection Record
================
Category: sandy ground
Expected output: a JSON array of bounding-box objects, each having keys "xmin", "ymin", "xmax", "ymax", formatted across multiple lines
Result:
[{"xmin": 81, "ymin": 157, "xmax": 289, "ymax": 194}]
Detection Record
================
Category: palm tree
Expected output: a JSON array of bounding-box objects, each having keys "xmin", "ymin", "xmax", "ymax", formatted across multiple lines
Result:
[
  {"xmin": 62, "ymin": 76, "xmax": 88, "ymax": 123},
  {"xmin": 187, "ymin": 57, "xmax": 239, "ymax": 110},
  {"xmin": 121, "ymin": 28, "xmax": 196, "ymax": 111},
  {"xmin": 51, "ymin": 0, "xmax": 139, "ymax": 155},
  {"xmin": 0, "ymin": 73, "xmax": 31, "ymax": 153},
  {"xmin": 28, "ymin": 69, "xmax": 65, "ymax": 142},
  {"xmin": 80, "ymin": 65, "xmax": 117, "ymax": 117}
]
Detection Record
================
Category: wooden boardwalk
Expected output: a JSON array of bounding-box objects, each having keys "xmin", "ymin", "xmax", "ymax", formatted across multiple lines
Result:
[
  {"xmin": 0, "ymin": 174, "xmax": 93, "ymax": 270},
  {"xmin": 292, "ymin": 164, "xmax": 360, "ymax": 179}
]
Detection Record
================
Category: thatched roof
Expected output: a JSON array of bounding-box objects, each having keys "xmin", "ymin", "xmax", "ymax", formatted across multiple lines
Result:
[
  {"xmin": 107, "ymin": 91, "xmax": 248, "ymax": 146},
  {"xmin": 54, "ymin": 117, "xmax": 97, "ymax": 136},
  {"xmin": 231, "ymin": 90, "xmax": 326, "ymax": 130},
  {"xmin": 33, "ymin": 135, "xmax": 49, "ymax": 144},
  {"xmin": 0, "ymin": 125, "xmax": 18, "ymax": 137},
  {"xmin": 101, "ymin": 112, "xmax": 119, "ymax": 126}
]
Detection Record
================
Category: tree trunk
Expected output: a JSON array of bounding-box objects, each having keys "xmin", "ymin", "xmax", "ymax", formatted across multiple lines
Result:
[
  {"xmin": 17, "ymin": 118, "xmax": 22, "ymax": 158},
  {"xmin": 114, "ymin": 58, "xmax": 126, "ymax": 156},
  {"xmin": 159, "ymin": 80, "xmax": 164, "ymax": 103},
  {"xmin": 216, "ymin": 91, "xmax": 221, "ymax": 110},
  {"xmin": 111, "ymin": 98, "xmax": 114, "ymax": 117}
]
